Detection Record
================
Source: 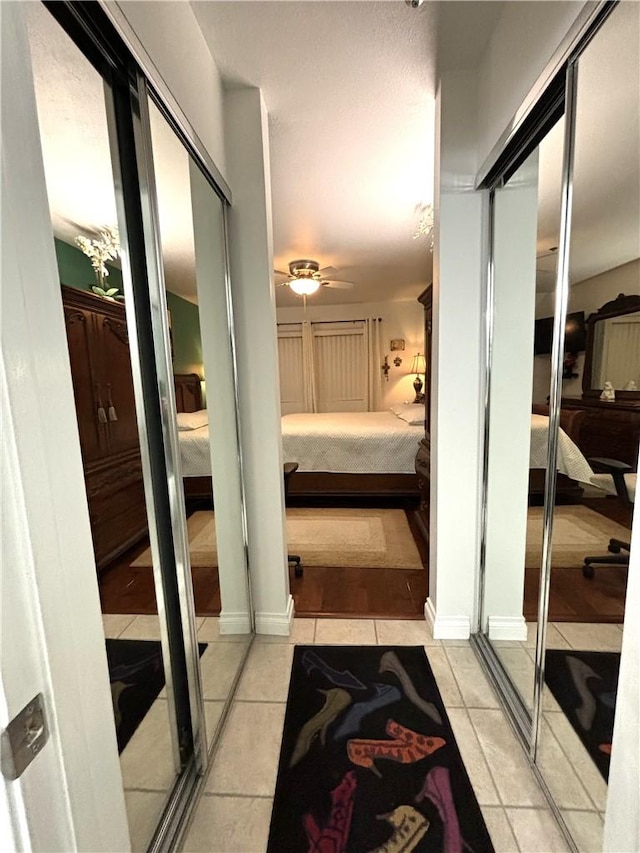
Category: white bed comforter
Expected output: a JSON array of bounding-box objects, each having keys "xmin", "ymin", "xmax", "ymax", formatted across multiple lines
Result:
[
  {"xmin": 281, "ymin": 412, "xmax": 423, "ymax": 474},
  {"xmin": 529, "ymin": 414, "xmax": 594, "ymax": 483},
  {"xmin": 178, "ymin": 411, "xmax": 423, "ymax": 477},
  {"xmin": 179, "ymin": 412, "xmax": 595, "ymax": 483}
]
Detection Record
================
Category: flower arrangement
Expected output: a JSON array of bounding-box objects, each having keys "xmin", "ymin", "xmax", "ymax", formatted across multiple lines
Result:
[{"xmin": 75, "ymin": 226, "xmax": 123, "ymax": 300}]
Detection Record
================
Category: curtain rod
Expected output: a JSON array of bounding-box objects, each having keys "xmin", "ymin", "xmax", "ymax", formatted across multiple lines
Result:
[{"xmin": 276, "ymin": 318, "xmax": 382, "ymax": 326}]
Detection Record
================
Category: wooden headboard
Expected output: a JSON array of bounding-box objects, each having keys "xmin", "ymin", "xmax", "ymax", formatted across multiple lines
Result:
[{"xmin": 174, "ymin": 373, "xmax": 203, "ymax": 412}]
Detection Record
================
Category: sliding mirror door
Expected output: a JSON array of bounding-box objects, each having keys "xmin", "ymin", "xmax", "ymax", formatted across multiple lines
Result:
[
  {"xmin": 535, "ymin": 4, "xmax": 640, "ymax": 847},
  {"xmin": 480, "ymin": 114, "xmax": 566, "ymax": 726},
  {"xmin": 25, "ymin": 7, "xmax": 193, "ymax": 847},
  {"xmin": 147, "ymin": 97, "xmax": 253, "ymax": 750}
]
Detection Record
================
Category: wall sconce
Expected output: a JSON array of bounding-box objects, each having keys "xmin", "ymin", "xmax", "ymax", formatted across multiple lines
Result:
[{"xmin": 409, "ymin": 353, "xmax": 426, "ymax": 402}]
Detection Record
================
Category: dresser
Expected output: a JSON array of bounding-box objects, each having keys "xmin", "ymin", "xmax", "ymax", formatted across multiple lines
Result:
[
  {"xmin": 62, "ymin": 286, "xmax": 147, "ymax": 570},
  {"xmin": 533, "ymin": 397, "xmax": 640, "ymax": 468}
]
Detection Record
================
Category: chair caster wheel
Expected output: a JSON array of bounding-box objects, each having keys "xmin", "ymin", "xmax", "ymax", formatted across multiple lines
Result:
[
  {"xmin": 608, "ymin": 545, "xmax": 621, "ymax": 554},
  {"xmin": 582, "ymin": 563, "xmax": 595, "ymax": 579}
]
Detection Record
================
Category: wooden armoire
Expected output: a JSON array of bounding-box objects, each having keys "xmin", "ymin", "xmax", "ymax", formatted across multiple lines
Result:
[{"xmin": 62, "ymin": 285, "xmax": 147, "ymax": 571}]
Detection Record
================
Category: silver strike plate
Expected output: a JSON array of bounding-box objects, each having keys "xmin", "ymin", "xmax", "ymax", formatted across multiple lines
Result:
[{"xmin": 1, "ymin": 693, "xmax": 49, "ymax": 781}]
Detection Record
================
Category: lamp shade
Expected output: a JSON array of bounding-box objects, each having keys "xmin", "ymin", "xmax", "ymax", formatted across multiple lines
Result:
[
  {"xmin": 409, "ymin": 353, "xmax": 426, "ymax": 375},
  {"xmin": 289, "ymin": 277, "xmax": 321, "ymax": 296}
]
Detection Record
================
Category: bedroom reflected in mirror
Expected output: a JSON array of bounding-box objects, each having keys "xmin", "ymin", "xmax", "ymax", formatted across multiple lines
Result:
[
  {"xmin": 25, "ymin": 5, "xmax": 186, "ymax": 847},
  {"xmin": 480, "ymin": 110, "xmax": 567, "ymax": 717},
  {"xmin": 535, "ymin": 3, "xmax": 639, "ymax": 840},
  {"xmin": 147, "ymin": 98, "xmax": 252, "ymax": 749}
]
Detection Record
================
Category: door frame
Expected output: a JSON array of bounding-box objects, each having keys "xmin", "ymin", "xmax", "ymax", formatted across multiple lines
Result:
[{"xmin": 1, "ymin": 3, "xmax": 130, "ymax": 848}]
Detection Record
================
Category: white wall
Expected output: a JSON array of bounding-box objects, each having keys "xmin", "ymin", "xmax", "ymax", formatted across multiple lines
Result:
[
  {"xmin": 276, "ymin": 299, "xmax": 424, "ymax": 410},
  {"xmin": 108, "ymin": 0, "xmax": 227, "ymax": 184},
  {"xmin": 477, "ymin": 2, "xmax": 589, "ymax": 167},
  {"xmin": 1, "ymin": 4, "xmax": 129, "ymax": 849},
  {"xmin": 428, "ymin": 70, "xmax": 485, "ymax": 639},
  {"xmin": 189, "ymin": 162, "xmax": 251, "ymax": 633},
  {"xmin": 429, "ymin": 1, "xmax": 588, "ymax": 638},
  {"xmin": 224, "ymin": 88, "xmax": 292, "ymax": 636},
  {"xmin": 604, "ymin": 448, "xmax": 640, "ymax": 852}
]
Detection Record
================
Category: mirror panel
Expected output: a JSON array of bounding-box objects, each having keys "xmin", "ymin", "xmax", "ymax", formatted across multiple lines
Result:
[
  {"xmin": 481, "ymin": 114, "xmax": 566, "ymax": 717},
  {"xmin": 147, "ymin": 99, "xmax": 253, "ymax": 752},
  {"xmin": 536, "ymin": 3, "xmax": 639, "ymax": 848}
]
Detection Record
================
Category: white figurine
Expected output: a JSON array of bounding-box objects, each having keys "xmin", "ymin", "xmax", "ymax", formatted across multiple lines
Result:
[
  {"xmin": 600, "ymin": 381, "xmax": 616, "ymax": 401},
  {"xmin": 624, "ymin": 379, "xmax": 638, "ymax": 391}
]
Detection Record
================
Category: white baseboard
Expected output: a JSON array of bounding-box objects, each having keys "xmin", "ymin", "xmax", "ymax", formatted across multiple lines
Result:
[
  {"xmin": 487, "ymin": 615, "xmax": 528, "ymax": 642},
  {"xmin": 425, "ymin": 598, "xmax": 471, "ymax": 640},
  {"xmin": 255, "ymin": 595, "xmax": 295, "ymax": 636},
  {"xmin": 218, "ymin": 611, "xmax": 252, "ymax": 635}
]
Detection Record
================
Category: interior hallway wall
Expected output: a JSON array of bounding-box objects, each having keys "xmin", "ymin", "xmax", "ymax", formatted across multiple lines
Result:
[
  {"xmin": 430, "ymin": 2, "xmax": 589, "ymax": 638},
  {"xmin": 107, "ymin": 0, "xmax": 228, "ymax": 184},
  {"xmin": 224, "ymin": 87, "xmax": 292, "ymax": 635}
]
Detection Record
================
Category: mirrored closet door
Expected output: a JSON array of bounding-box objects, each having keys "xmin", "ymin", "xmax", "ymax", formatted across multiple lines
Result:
[
  {"xmin": 475, "ymin": 2, "xmax": 639, "ymax": 850},
  {"xmin": 25, "ymin": 3, "xmax": 253, "ymax": 850}
]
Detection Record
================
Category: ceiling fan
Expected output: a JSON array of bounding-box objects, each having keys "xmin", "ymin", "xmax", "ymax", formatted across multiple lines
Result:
[{"xmin": 274, "ymin": 259, "xmax": 355, "ymax": 296}]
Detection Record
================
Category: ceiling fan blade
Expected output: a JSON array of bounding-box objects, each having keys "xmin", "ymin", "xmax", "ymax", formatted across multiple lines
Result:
[
  {"xmin": 317, "ymin": 265, "xmax": 339, "ymax": 278},
  {"xmin": 274, "ymin": 269, "xmax": 290, "ymax": 278},
  {"xmin": 321, "ymin": 279, "xmax": 355, "ymax": 289}
]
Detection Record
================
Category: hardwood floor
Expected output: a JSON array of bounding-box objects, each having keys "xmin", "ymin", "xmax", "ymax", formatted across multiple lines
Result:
[
  {"xmin": 100, "ymin": 509, "xmax": 428, "ymax": 618},
  {"xmin": 99, "ymin": 537, "xmax": 221, "ymax": 616},
  {"xmin": 99, "ymin": 497, "xmax": 629, "ymax": 622},
  {"xmin": 523, "ymin": 496, "xmax": 630, "ymax": 624}
]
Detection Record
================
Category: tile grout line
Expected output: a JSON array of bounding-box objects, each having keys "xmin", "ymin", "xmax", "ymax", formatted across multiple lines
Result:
[
  {"xmin": 456, "ymin": 705, "xmax": 505, "ymax": 811},
  {"xmin": 539, "ymin": 710, "xmax": 603, "ymax": 813},
  {"xmin": 201, "ymin": 791, "xmax": 273, "ymax": 800}
]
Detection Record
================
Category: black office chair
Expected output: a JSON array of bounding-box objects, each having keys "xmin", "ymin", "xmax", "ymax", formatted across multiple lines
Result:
[
  {"xmin": 583, "ymin": 457, "xmax": 635, "ymax": 579},
  {"xmin": 283, "ymin": 462, "xmax": 303, "ymax": 578}
]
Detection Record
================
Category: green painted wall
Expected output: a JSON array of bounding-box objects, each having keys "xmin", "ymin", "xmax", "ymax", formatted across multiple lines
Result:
[
  {"xmin": 55, "ymin": 237, "xmax": 123, "ymax": 291},
  {"xmin": 55, "ymin": 238, "xmax": 202, "ymax": 376},
  {"xmin": 165, "ymin": 289, "xmax": 203, "ymax": 376}
]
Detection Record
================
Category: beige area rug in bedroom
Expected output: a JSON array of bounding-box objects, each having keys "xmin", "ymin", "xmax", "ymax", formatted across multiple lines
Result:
[
  {"xmin": 131, "ymin": 509, "xmax": 423, "ymax": 571},
  {"xmin": 525, "ymin": 505, "xmax": 630, "ymax": 568}
]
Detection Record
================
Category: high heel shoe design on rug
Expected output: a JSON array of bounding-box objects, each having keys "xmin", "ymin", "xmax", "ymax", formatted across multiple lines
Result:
[
  {"xmin": 347, "ymin": 719, "xmax": 445, "ymax": 777},
  {"xmin": 290, "ymin": 687, "xmax": 352, "ymax": 767}
]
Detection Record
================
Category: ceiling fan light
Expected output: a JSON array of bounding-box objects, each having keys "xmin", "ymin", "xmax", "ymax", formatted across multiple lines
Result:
[{"xmin": 289, "ymin": 277, "xmax": 320, "ymax": 296}]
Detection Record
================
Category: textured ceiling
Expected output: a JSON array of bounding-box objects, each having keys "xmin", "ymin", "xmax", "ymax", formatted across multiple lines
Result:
[
  {"xmin": 192, "ymin": 0, "xmax": 441, "ymax": 307},
  {"xmin": 27, "ymin": 1, "xmax": 638, "ymax": 310}
]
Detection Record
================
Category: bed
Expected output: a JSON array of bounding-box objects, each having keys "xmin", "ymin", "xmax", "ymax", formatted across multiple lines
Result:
[
  {"xmin": 529, "ymin": 413, "xmax": 594, "ymax": 502},
  {"xmin": 173, "ymin": 374, "xmax": 422, "ymax": 503}
]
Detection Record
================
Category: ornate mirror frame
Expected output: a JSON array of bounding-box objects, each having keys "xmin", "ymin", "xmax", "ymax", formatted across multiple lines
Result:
[{"xmin": 582, "ymin": 292, "xmax": 640, "ymax": 399}]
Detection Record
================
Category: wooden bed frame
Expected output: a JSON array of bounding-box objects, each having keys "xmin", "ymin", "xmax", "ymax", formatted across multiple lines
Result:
[{"xmin": 173, "ymin": 373, "xmax": 420, "ymax": 506}]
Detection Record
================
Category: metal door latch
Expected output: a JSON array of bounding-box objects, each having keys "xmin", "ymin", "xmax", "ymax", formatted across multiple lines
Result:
[{"xmin": 1, "ymin": 693, "xmax": 49, "ymax": 780}]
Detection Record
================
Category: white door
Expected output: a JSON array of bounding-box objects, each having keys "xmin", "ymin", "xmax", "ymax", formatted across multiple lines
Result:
[{"xmin": 0, "ymin": 4, "xmax": 129, "ymax": 849}]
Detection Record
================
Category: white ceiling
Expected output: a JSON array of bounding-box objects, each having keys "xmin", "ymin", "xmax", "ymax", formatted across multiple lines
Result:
[
  {"xmin": 27, "ymin": 1, "xmax": 638, "ymax": 309},
  {"xmin": 192, "ymin": 0, "xmax": 441, "ymax": 307}
]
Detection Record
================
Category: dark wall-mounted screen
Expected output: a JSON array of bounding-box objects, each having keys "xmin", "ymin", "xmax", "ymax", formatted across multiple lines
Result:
[{"xmin": 534, "ymin": 311, "xmax": 586, "ymax": 355}]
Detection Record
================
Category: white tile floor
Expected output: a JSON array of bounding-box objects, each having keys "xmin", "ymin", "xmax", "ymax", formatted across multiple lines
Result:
[
  {"xmin": 493, "ymin": 621, "xmax": 619, "ymax": 849},
  {"xmin": 180, "ymin": 618, "xmax": 586, "ymax": 853},
  {"xmin": 106, "ymin": 614, "xmax": 250, "ymax": 852}
]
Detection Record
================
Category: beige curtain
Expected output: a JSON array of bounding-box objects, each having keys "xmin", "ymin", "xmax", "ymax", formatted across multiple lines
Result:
[
  {"xmin": 302, "ymin": 320, "xmax": 318, "ymax": 412},
  {"xmin": 366, "ymin": 317, "xmax": 383, "ymax": 411}
]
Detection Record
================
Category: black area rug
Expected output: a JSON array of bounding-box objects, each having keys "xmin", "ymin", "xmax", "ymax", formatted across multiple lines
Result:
[
  {"xmin": 545, "ymin": 649, "xmax": 620, "ymax": 781},
  {"xmin": 106, "ymin": 638, "xmax": 206, "ymax": 753},
  {"xmin": 268, "ymin": 645, "xmax": 494, "ymax": 853}
]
